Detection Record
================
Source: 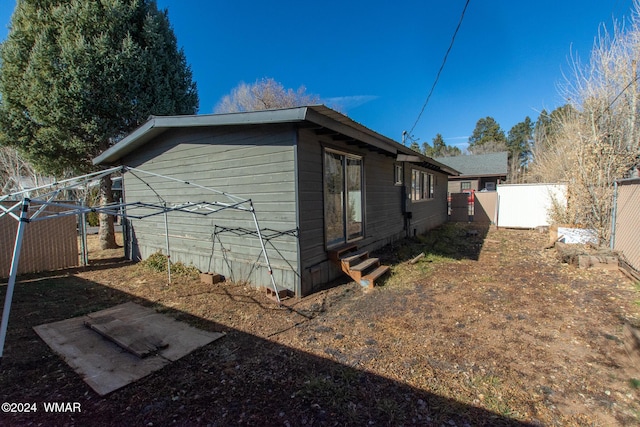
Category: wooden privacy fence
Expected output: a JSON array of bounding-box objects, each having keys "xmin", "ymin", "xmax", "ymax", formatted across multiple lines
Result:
[
  {"xmin": 474, "ymin": 192, "xmax": 498, "ymax": 223},
  {"xmin": 0, "ymin": 201, "xmax": 78, "ymax": 278},
  {"xmin": 448, "ymin": 191, "xmax": 498, "ymax": 224},
  {"xmin": 448, "ymin": 192, "xmax": 473, "ymax": 222},
  {"xmin": 612, "ymin": 178, "xmax": 640, "ymax": 277}
]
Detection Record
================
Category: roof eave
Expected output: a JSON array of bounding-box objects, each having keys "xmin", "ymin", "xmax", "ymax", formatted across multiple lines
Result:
[
  {"xmin": 93, "ymin": 119, "xmax": 158, "ymax": 165},
  {"xmin": 93, "ymin": 108, "xmax": 310, "ymax": 166},
  {"xmin": 93, "ymin": 106, "xmax": 456, "ymax": 175},
  {"xmin": 450, "ymin": 172, "xmax": 508, "ymax": 179},
  {"xmin": 396, "ymin": 153, "xmax": 459, "ymax": 176}
]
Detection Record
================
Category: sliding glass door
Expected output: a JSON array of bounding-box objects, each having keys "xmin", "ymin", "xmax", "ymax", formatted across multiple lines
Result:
[{"xmin": 324, "ymin": 149, "xmax": 363, "ymax": 247}]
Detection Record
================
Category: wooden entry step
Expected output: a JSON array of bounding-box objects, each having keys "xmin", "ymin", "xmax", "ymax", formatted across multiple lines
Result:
[
  {"xmin": 328, "ymin": 243, "xmax": 358, "ymax": 262},
  {"xmin": 361, "ymin": 265, "xmax": 391, "ymax": 288},
  {"xmin": 328, "ymin": 244, "xmax": 390, "ymax": 289}
]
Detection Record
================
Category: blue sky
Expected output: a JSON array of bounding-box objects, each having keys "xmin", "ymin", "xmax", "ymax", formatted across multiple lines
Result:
[{"xmin": 0, "ymin": 1, "xmax": 635, "ymax": 150}]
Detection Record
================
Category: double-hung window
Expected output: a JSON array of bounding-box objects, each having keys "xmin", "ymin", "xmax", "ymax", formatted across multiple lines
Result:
[{"xmin": 411, "ymin": 169, "xmax": 434, "ymax": 201}]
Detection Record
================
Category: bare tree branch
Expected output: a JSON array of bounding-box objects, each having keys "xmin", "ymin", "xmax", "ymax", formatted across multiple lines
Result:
[
  {"xmin": 530, "ymin": 2, "xmax": 640, "ymax": 243},
  {"xmin": 214, "ymin": 78, "xmax": 320, "ymax": 113}
]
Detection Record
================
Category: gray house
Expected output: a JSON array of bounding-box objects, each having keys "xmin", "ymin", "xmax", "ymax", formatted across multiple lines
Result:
[
  {"xmin": 94, "ymin": 106, "xmax": 458, "ymax": 297},
  {"xmin": 436, "ymin": 152, "xmax": 508, "ymax": 193}
]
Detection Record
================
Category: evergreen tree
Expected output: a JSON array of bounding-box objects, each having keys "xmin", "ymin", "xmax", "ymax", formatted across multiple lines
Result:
[
  {"xmin": 426, "ymin": 133, "xmax": 461, "ymax": 157},
  {"xmin": 533, "ymin": 105, "xmax": 576, "ymax": 152},
  {"xmin": 0, "ymin": 0, "xmax": 198, "ymax": 248},
  {"xmin": 468, "ymin": 117, "xmax": 507, "ymax": 153},
  {"xmin": 506, "ymin": 117, "xmax": 533, "ymax": 182},
  {"xmin": 507, "ymin": 117, "xmax": 533, "ymax": 166},
  {"xmin": 429, "ymin": 134, "xmax": 446, "ymax": 157},
  {"xmin": 533, "ymin": 109, "xmax": 552, "ymax": 148}
]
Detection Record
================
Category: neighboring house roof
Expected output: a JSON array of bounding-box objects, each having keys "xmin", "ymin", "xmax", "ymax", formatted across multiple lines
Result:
[
  {"xmin": 93, "ymin": 105, "xmax": 459, "ymax": 176},
  {"xmin": 435, "ymin": 152, "xmax": 508, "ymax": 177}
]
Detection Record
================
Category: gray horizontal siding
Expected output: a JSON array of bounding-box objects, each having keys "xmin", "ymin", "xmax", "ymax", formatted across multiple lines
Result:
[
  {"xmin": 406, "ymin": 169, "xmax": 449, "ymax": 235},
  {"xmin": 297, "ymin": 129, "xmax": 407, "ymax": 295},
  {"xmin": 362, "ymin": 149, "xmax": 405, "ymax": 241},
  {"xmin": 296, "ymin": 128, "xmax": 450, "ymax": 295},
  {"xmin": 122, "ymin": 124, "xmax": 299, "ymax": 292}
]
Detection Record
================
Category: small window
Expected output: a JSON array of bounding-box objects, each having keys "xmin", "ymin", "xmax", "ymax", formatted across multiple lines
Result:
[
  {"xmin": 411, "ymin": 170, "xmax": 435, "ymax": 201},
  {"xmin": 461, "ymin": 181, "xmax": 471, "ymax": 191},
  {"xmin": 411, "ymin": 170, "xmax": 421, "ymax": 200},
  {"xmin": 422, "ymin": 174, "xmax": 431, "ymax": 199},
  {"xmin": 394, "ymin": 164, "xmax": 403, "ymax": 185}
]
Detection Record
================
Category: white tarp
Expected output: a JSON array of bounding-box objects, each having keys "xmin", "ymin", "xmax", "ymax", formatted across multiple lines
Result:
[
  {"xmin": 497, "ymin": 183, "xmax": 567, "ymax": 228},
  {"xmin": 557, "ymin": 227, "xmax": 598, "ymax": 244}
]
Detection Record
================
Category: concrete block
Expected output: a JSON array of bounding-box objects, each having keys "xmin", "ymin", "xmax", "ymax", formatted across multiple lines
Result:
[
  {"xmin": 200, "ymin": 272, "xmax": 223, "ymax": 285},
  {"xmin": 265, "ymin": 286, "xmax": 288, "ymax": 301}
]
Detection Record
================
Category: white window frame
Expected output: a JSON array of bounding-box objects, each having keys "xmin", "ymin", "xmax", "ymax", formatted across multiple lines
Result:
[{"xmin": 394, "ymin": 163, "xmax": 403, "ymax": 185}]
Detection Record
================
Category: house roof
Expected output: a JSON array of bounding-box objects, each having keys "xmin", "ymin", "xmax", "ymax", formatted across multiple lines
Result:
[
  {"xmin": 616, "ymin": 176, "xmax": 640, "ymax": 184},
  {"xmin": 93, "ymin": 105, "xmax": 459, "ymax": 176},
  {"xmin": 434, "ymin": 152, "xmax": 508, "ymax": 177}
]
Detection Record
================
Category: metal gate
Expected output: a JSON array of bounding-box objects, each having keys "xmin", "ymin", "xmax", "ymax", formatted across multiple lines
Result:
[{"xmin": 448, "ymin": 192, "xmax": 473, "ymax": 222}]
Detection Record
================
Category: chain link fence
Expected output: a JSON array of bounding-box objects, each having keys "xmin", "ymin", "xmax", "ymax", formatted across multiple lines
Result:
[{"xmin": 612, "ymin": 178, "xmax": 640, "ymax": 279}]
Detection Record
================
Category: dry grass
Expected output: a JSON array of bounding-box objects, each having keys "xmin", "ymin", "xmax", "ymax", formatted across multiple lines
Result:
[{"xmin": 1, "ymin": 223, "xmax": 639, "ymax": 426}]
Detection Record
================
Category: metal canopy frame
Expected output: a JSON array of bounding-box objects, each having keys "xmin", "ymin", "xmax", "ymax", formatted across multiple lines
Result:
[{"xmin": 0, "ymin": 166, "xmax": 281, "ymax": 360}]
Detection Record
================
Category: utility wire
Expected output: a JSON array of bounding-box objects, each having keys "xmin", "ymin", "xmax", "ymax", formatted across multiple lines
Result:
[
  {"xmin": 602, "ymin": 73, "xmax": 640, "ymax": 117},
  {"xmin": 408, "ymin": 0, "xmax": 470, "ymax": 137}
]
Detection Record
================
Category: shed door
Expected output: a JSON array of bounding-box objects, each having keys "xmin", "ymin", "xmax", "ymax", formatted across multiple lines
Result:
[{"xmin": 324, "ymin": 149, "xmax": 363, "ymax": 248}]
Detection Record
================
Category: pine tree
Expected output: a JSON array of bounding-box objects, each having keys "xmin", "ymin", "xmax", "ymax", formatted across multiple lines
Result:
[
  {"xmin": 0, "ymin": 0, "xmax": 198, "ymax": 248},
  {"xmin": 507, "ymin": 117, "xmax": 533, "ymax": 179},
  {"xmin": 426, "ymin": 133, "xmax": 461, "ymax": 158},
  {"xmin": 468, "ymin": 117, "xmax": 507, "ymax": 153}
]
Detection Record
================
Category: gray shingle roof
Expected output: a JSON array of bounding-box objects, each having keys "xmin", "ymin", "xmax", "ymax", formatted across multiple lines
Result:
[{"xmin": 435, "ymin": 152, "xmax": 508, "ymax": 176}]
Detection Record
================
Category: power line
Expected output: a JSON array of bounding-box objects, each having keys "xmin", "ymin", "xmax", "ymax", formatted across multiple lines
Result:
[
  {"xmin": 407, "ymin": 0, "xmax": 470, "ymax": 138},
  {"xmin": 587, "ymin": 59, "xmax": 639, "ymax": 124},
  {"xmin": 603, "ymin": 72, "xmax": 639, "ymax": 116}
]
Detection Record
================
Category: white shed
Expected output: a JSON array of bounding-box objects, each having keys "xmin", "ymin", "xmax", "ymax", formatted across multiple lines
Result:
[{"xmin": 496, "ymin": 183, "xmax": 567, "ymax": 228}]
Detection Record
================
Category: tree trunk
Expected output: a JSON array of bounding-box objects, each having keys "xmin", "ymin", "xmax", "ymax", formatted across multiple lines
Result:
[{"xmin": 98, "ymin": 174, "xmax": 118, "ymax": 249}]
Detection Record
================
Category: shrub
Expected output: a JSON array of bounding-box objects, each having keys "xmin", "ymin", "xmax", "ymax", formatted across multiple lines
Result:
[
  {"xmin": 87, "ymin": 210, "xmax": 99, "ymax": 227},
  {"xmin": 140, "ymin": 251, "xmax": 199, "ymax": 279}
]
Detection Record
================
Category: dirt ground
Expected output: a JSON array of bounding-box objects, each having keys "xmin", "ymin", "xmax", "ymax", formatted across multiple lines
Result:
[{"xmin": 1, "ymin": 223, "xmax": 639, "ymax": 426}]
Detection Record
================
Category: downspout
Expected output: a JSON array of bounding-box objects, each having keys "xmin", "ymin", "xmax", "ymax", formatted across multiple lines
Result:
[{"xmin": 401, "ymin": 182, "xmax": 407, "ymax": 233}]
